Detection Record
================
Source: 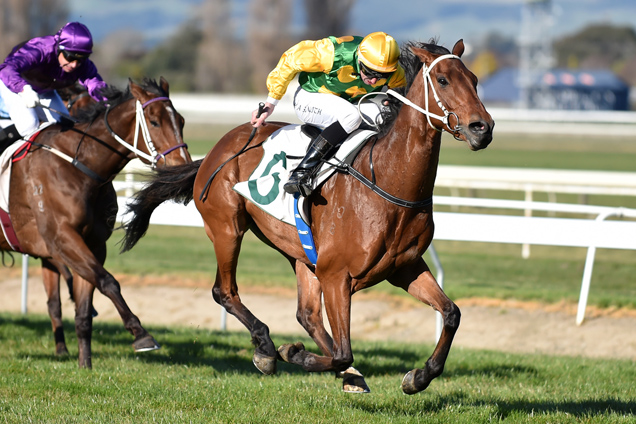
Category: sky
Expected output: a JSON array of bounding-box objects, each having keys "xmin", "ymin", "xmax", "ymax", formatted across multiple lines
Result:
[{"xmin": 67, "ymin": 0, "xmax": 636, "ymax": 48}]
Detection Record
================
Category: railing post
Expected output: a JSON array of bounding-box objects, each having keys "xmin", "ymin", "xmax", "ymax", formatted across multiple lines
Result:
[
  {"xmin": 576, "ymin": 210, "xmax": 617, "ymax": 325},
  {"xmin": 21, "ymin": 254, "xmax": 29, "ymax": 314},
  {"xmin": 427, "ymin": 243, "xmax": 445, "ymax": 342},
  {"xmin": 522, "ymin": 184, "xmax": 533, "ymax": 259}
]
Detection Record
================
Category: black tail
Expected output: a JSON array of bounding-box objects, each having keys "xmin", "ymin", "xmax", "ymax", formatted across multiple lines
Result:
[{"xmin": 120, "ymin": 160, "xmax": 202, "ymax": 252}]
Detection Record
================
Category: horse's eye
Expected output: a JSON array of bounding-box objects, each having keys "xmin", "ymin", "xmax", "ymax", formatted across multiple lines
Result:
[
  {"xmin": 150, "ymin": 120, "xmax": 159, "ymax": 127},
  {"xmin": 437, "ymin": 76, "xmax": 449, "ymax": 86}
]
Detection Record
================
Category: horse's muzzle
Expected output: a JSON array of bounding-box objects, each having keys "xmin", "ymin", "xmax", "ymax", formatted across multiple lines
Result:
[{"xmin": 466, "ymin": 118, "xmax": 494, "ymax": 151}]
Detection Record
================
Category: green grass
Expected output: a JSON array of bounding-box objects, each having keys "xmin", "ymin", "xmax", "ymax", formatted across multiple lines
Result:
[
  {"xmin": 1, "ymin": 313, "xmax": 634, "ymax": 423},
  {"xmin": 438, "ymin": 132, "xmax": 636, "ymax": 172},
  {"xmin": 183, "ymin": 125, "xmax": 636, "ymax": 172}
]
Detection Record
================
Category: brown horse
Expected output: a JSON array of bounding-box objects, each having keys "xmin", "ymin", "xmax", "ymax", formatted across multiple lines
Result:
[
  {"xmin": 0, "ymin": 77, "xmax": 191, "ymax": 368},
  {"xmin": 121, "ymin": 40, "xmax": 493, "ymax": 394}
]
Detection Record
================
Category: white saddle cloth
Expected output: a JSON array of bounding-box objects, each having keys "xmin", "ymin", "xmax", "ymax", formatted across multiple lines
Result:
[{"xmin": 233, "ymin": 124, "xmax": 375, "ymax": 225}]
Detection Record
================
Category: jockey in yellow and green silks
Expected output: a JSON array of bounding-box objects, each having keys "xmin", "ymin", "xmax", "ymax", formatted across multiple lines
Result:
[{"xmin": 251, "ymin": 32, "xmax": 406, "ymax": 197}]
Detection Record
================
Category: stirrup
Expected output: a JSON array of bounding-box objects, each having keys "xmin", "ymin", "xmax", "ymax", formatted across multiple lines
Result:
[{"xmin": 284, "ymin": 173, "xmax": 313, "ymax": 196}]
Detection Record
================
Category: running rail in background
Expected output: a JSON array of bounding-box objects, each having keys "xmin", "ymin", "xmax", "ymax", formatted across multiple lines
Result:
[{"xmin": 111, "ymin": 195, "xmax": 636, "ymax": 337}]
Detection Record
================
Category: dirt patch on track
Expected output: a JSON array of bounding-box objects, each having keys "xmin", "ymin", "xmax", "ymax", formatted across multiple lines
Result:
[{"xmin": 2, "ymin": 270, "xmax": 635, "ymax": 361}]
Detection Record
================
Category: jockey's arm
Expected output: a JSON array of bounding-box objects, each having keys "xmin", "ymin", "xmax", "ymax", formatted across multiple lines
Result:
[{"xmin": 251, "ymin": 38, "xmax": 334, "ymax": 128}]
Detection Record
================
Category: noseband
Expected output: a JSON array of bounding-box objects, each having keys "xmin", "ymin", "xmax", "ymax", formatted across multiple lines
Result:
[{"xmin": 104, "ymin": 96, "xmax": 188, "ymax": 168}]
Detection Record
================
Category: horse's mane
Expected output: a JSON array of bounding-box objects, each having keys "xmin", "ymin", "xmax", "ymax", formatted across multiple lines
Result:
[
  {"xmin": 57, "ymin": 83, "xmax": 86, "ymax": 101},
  {"xmin": 377, "ymin": 38, "xmax": 451, "ymax": 136},
  {"xmin": 72, "ymin": 78, "xmax": 168, "ymax": 124}
]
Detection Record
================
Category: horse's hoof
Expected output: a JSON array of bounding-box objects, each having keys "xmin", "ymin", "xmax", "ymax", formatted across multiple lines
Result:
[
  {"xmin": 338, "ymin": 367, "xmax": 370, "ymax": 394},
  {"xmin": 402, "ymin": 369, "xmax": 420, "ymax": 395},
  {"xmin": 133, "ymin": 335, "xmax": 161, "ymax": 352},
  {"xmin": 253, "ymin": 352, "xmax": 277, "ymax": 375},
  {"xmin": 55, "ymin": 346, "xmax": 70, "ymax": 356},
  {"xmin": 277, "ymin": 342, "xmax": 305, "ymax": 363}
]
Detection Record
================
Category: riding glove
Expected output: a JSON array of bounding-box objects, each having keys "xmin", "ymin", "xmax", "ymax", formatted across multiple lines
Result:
[{"xmin": 19, "ymin": 85, "xmax": 39, "ymax": 108}]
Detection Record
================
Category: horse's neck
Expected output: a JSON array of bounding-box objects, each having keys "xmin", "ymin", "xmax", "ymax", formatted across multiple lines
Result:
[
  {"xmin": 371, "ymin": 105, "xmax": 442, "ymax": 199},
  {"xmin": 73, "ymin": 107, "xmax": 137, "ymax": 178}
]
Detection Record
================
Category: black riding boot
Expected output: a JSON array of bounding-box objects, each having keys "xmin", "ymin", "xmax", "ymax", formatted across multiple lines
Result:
[
  {"xmin": 285, "ymin": 121, "xmax": 349, "ymax": 197},
  {"xmin": 0, "ymin": 124, "xmax": 22, "ymax": 156},
  {"xmin": 284, "ymin": 134, "xmax": 336, "ymax": 197}
]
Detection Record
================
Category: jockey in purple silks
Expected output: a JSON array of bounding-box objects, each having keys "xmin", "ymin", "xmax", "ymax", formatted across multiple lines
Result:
[{"xmin": 0, "ymin": 22, "xmax": 108, "ymax": 144}]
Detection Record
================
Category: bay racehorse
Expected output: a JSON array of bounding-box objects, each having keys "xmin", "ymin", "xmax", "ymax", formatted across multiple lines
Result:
[
  {"xmin": 121, "ymin": 40, "xmax": 493, "ymax": 394},
  {"xmin": 0, "ymin": 77, "xmax": 191, "ymax": 368}
]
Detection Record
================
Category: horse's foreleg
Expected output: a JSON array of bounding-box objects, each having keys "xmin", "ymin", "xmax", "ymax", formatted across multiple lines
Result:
[
  {"xmin": 294, "ymin": 262, "xmax": 333, "ymax": 355},
  {"xmin": 388, "ymin": 258, "xmax": 460, "ymax": 395},
  {"xmin": 281, "ymin": 263, "xmax": 368, "ymax": 392},
  {"xmin": 41, "ymin": 259, "xmax": 68, "ymax": 356},
  {"xmin": 280, "ymin": 274, "xmax": 354, "ymax": 374}
]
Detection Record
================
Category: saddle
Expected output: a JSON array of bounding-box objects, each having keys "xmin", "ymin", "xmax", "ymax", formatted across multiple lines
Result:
[
  {"xmin": 233, "ymin": 123, "xmax": 376, "ymax": 265},
  {"xmin": 234, "ymin": 124, "xmax": 376, "ymax": 225}
]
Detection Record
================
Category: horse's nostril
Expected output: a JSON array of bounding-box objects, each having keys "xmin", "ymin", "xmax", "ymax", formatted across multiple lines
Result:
[{"xmin": 469, "ymin": 121, "xmax": 488, "ymax": 134}]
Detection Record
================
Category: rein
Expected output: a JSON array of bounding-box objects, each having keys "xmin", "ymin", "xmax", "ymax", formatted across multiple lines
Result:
[
  {"xmin": 104, "ymin": 96, "xmax": 188, "ymax": 168},
  {"xmin": 66, "ymin": 91, "xmax": 90, "ymax": 111},
  {"xmin": 338, "ymin": 53, "xmax": 463, "ymax": 209},
  {"xmin": 199, "ymin": 102, "xmax": 265, "ymax": 201}
]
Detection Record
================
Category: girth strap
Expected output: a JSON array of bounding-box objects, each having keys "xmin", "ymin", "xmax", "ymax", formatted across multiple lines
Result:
[{"xmin": 340, "ymin": 163, "xmax": 433, "ymax": 209}]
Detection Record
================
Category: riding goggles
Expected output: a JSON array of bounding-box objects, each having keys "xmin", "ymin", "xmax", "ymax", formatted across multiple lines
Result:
[
  {"xmin": 61, "ymin": 48, "xmax": 89, "ymax": 63},
  {"xmin": 359, "ymin": 61, "xmax": 393, "ymax": 80}
]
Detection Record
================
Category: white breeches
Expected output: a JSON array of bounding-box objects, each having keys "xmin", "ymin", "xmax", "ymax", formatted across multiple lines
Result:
[
  {"xmin": 0, "ymin": 80, "xmax": 68, "ymax": 136},
  {"xmin": 292, "ymin": 87, "xmax": 385, "ymax": 133}
]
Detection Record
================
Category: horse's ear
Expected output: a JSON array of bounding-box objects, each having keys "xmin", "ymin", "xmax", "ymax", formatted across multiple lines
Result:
[
  {"xmin": 452, "ymin": 39, "xmax": 465, "ymax": 57},
  {"xmin": 129, "ymin": 78, "xmax": 145, "ymax": 100},
  {"xmin": 159, "ymin": 77, "xmax": 170, "ymax": 96},
  {"xmin": 410, "ymin": 46, "xmax": 435, "ymax": 66}
]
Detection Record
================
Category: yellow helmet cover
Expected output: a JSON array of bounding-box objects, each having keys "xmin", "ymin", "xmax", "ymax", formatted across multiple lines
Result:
[{"xmin": 357, "ymin": 31, "xmax": 400, "ymax": 73}]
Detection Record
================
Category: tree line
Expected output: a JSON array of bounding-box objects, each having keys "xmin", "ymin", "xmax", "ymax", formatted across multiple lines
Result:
[{"xmin": 2, "ymin": 0, "xmax": 635, "ymax": 94}]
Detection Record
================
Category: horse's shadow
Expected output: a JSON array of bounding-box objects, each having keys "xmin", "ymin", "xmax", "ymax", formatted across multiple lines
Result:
[{"xmin": 347, "ymin": 389, "xmax": 636, "ymax": 419}]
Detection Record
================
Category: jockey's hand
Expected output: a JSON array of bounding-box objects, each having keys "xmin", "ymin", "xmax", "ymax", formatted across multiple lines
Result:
[
  {"xmin": 251, "ymin": 102, "xmax": 275, "ymax": 128},
  {"xmin": 20, "ymin": 85, "xmax": 39, "ymax": 108}
]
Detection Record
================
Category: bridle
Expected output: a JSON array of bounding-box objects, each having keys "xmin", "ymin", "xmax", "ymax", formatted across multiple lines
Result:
[
  {"xmin": 385, "ymin": 54, "xmax": 462, "ymax": 139},
  {"xmin": 344, "ymin": 53, "xmax": 464, "ymax": 209},
  {"xmin": 104, "ymin": 96, "xmax": 187, "ymax": 168},
  {"xmin": 65, "ymin": 91, "xmax": 90, "ymax": 111}
]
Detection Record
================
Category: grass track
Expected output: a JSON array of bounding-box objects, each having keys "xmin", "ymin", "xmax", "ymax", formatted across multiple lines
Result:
[{"xmin": 1, "ymin": 313, "xmax": 635, "ymax": 423}]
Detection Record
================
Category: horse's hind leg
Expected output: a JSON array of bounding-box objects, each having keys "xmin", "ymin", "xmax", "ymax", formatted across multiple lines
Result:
[
  {"xmin": 387, "ymin": 257, "xmax": 460, "ymax": 395},
  {"xmin": 41, "ymin": 259, "xmax": 69, "ymax": 356},
  {"xmin": 54, "ymin": 230, "xmax": 159, "ymax": 359},
  {"xmin": 209, "ymin": 230, "xmax": 277, "ymax": 375}
]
